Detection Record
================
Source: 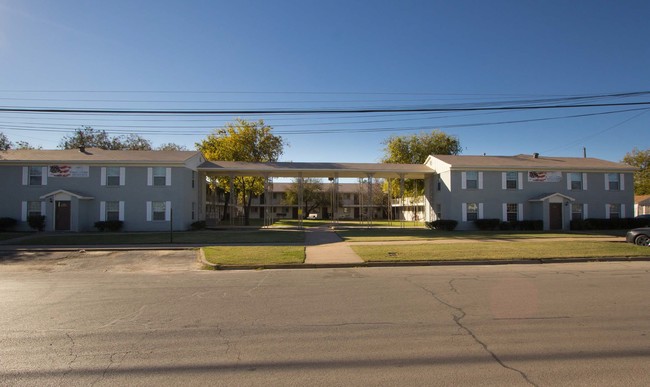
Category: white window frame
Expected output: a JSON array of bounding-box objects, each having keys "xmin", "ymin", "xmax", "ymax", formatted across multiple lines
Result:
[
  {"xmin": 502, "ymin": 203, "xmax": 523, "ymax": 222},
  {"xmin": 571, "ymin": 203, "xmax": 583, "ymax": 221},
  {"xmin": 147, "ymin": 201, "xmax": 171, "ymax": 221},
  {"xmin": 148, "ymin": 167, "xmax": 171, "ymax": 186},
  {"xmin": 604, "ymin": 173, "xmax": 624, "ymax": 191},
  {"xmin": 567, "ymin": 172, "xmax": 587, "ymax": 190},
  {"xmin": 100, "ymin": 201, "xmax": 125, "ymax": 221},
  {"xmin": 502, "ymin": 172, "xmax": 522, "ymax": 190},
  {"xmin": 462, "ymin": 202, "xmax": 483, "ymax": 222},
  {"xmin": 606, "ymin": 203, "xmax": 623, "ymax": 219},
  {"xmin": 23, "ymin": 166, "xmax": 47, "ymax": 186},
  {"xmin": 21, "ymin": 201, "xmax": 45, "ymax": 221},
  {"xmin": 462, "ymin": 171, "xmax": 483, "ymax": 190},
  {"xmin": 101, "ymin": 167, "xmax": 125, "ymax": 186}
]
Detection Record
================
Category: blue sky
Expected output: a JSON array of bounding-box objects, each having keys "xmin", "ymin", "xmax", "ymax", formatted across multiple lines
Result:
[{"xmin": 0, "ymin": 0, "xmax": 648, "ymax": 163}]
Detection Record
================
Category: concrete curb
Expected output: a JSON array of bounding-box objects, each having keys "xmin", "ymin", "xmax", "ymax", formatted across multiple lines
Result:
[{"xmin": 197, "ymin": 248, "xmax": 650, "ymax": 271}]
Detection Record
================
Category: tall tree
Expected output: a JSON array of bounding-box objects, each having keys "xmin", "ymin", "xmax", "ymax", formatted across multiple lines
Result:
[
  {"xmin": 382, "ymin": 130, "xmax": 461, "ymax": 196},
  {"xmin": 284, "ymin": 178, "xmax": 329, "ymax": 218},
  {"xmin": 197, "ymin": 119, "xmax": 285, "ymax": 225},
  {"xmin": 59, "ymin": 127, "xmax": 152, "ymax": 150},
  {"xmin": 0, "ymin": 132, "xmax": 11, "ymax": 151},
  {"xmin": 623, "ymin": 147, "xmax": 650, "ymax": 195}
]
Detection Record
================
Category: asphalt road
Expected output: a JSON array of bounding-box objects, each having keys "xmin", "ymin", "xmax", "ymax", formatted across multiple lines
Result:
[{"xmin": 1, "ymin": 252, "xmax": 649, "ymax": 386}]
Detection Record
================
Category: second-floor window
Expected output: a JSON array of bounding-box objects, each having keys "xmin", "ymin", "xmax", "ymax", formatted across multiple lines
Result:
[
  {"xmin": 106, "ymin": 167, "xmax": 121, "ymax": 186},
  {"xmin": 464, "ymin": 171, "xmax": 479, "ymax": 189},
  {"xmin": 607, "ymin": 173, "xmax": 620, "ymax": 190},
  {"xmin": 29, "ymin": 166, "xmax": 43, "ymax": 186},
  {"xmin": 569, "ymin": 173, "xmax": 583, "ymax": 190},
  {"xmin": 152, "ymin": 167, "xmax": 167, "ymax": 186},
  {"xmin": 505, "ymin": 172, "xmax": 518, "ymax": 189}
]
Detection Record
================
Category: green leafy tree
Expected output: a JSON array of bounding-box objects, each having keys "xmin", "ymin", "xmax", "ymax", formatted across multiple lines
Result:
[
  {"xmin": 197, "ymin": 119, "xmax": 285, "ymax": 225},
  {"xmin": 623, "ymin": 147, "xmax": 650, "ymax": 195},
  {"xmin": 14, "ymin": 141, "xmax": 41, "ymax": 150},
  {"xmin": 157, "ymin": 143, "xmax": 188, "ymax": 151},
  {"xmin": 382, "ymin": 130, "xmax": 461, "ymax": 196},
  {"xmin": 284, "ymin": 178, "xmax": 330, "ymax": 218},
  {"xmin": 0, "ymin": 132, "xmax": 12, "ymax": 151},
  {"xmin": 60, "ymin": 127, "xmax": 152, "ymax": 150}
]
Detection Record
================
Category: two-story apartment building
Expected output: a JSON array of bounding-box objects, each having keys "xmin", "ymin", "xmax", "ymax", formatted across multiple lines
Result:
[
  {"xmin": 424, "ymin": 154, "xmax": 636, "ymax": 230},
  {"xmin": 0, "ymin": 148, "xmax": 636, "ymax": 232},
  {"xmin": 0, "ymin": 147, "xmax": 204, "ymax": 232}
]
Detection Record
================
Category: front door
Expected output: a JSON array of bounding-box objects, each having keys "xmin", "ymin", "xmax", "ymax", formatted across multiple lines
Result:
[
  {"xmin": 549, "ymin": 203, "xmax": 563, "ymax": 230},
  {"xmin": 55, "ymin": 201, "xmax": 71, "ymax": 231}
]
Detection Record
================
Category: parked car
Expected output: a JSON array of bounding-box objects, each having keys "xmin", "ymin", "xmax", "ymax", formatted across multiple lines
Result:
[{"xmin": 626, "ymin": 228, "xmax": 650, "ymax": 246}]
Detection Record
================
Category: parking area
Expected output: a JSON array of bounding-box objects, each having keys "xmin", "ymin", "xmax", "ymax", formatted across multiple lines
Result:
[{"xmin": 0, "ymin": 249, "xmax": 201, "ymax": 273}]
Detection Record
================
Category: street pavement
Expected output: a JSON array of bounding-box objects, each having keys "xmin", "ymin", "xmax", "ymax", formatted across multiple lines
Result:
[{"xmin": 1, "ymin": 253, "xmax": 649, "ymax": 386}]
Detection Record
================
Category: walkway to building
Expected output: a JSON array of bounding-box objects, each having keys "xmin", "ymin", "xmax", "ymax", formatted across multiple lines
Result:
[{"xmin": 304, "ymin": 228, "xmax": 364, "ymax": 264}]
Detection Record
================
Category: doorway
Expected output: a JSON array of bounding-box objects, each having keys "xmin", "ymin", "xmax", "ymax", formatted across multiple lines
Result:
[
  {"xmin": 549, "ymin": 203, "xmax": 563, "ymax": 230},
  {"xmin": 55, "ymin": 201, "xmax": 71, "ymax": 231}
]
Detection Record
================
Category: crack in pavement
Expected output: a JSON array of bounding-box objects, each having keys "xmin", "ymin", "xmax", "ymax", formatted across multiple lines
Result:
[
  {"xmin": 62, "ymin": 332, "xmax": 78, "ymax": 379},
  {"xmin": 406, "ymin": 277, "xmax": 538, "ymax": 387}
]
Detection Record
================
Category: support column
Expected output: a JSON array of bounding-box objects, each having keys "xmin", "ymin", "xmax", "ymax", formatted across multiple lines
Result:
[
  {"xmin": 229, "ymin": 173, "xmax": 235, "ymax": 226},
  {"xmin": 367, "ymin": 173, "xmax": 375, "ymax": 227},
  {"xmin": 297, "ymin": 174, "xmax": 304, "ymax": 228},
  {"xmin": 399, "ymin": 174, "xmax": 405, "ymax": 229}
]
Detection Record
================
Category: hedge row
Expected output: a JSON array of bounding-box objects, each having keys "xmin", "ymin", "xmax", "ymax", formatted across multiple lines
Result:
[
  {"xmin": 425, "ymin": 220, "xmax": 458, "ymax": 231},
  {"xmin": 570, "ymin": 218, "xmax": 650, "ymax": 230}
]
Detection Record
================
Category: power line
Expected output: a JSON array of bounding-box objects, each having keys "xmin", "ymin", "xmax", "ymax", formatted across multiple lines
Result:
[{"xmin": 1, "ymin": 101, "xmax": 650, "ymax": 115}]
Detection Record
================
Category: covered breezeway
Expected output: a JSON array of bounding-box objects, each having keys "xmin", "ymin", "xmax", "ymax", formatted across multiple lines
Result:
[{"xmin": 197, "ymin": 160, "xmax": 434, "ymax": 227}]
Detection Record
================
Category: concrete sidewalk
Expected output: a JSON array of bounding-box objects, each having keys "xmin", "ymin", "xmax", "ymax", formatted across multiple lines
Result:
[{"xmin": 304, "ymin": 228, "xmax": 363, "ymax": 264}]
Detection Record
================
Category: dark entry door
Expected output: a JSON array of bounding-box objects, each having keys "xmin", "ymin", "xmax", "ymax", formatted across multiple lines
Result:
[
  {"xmin": 549, "ymin": 203, "xmax": 563, "ymax": 230},
  {"xmin": 55, "ymin": 201, "xmax": 71, "ymax": 231}
]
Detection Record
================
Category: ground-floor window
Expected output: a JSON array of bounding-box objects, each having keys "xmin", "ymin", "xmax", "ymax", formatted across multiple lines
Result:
[
  {"xmin": 436, "ymin": 204, "xmax": 442, "ymax": 219},
  {"xmin": 608, "ymin": 204, "xmax": 620, "ymax": 219},
  {"xmin": 152, "ymin": 201, "xmax": 166, "ymax": 221},
  {"xmin": 571, "ymin": 203, "xmax": 583, "ymax": 221},
  {"xmin": 506, "ymin": 203, "xmax": 518, "ymax": 222},
  {"xmin": 27, "ymin": 201, "xmax": 42, "ymax": 217},
  {"xmin": 466, "ymin": 203, "xmax": 478, "ymax": 221},
  {"xmin": 105, "ymin": 201, "xmax": 120, "ymax": 221}
]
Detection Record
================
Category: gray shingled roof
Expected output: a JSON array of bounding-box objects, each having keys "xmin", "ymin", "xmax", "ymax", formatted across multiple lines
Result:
[
  {"xmin": 431, "ymin": 154, "xmax": 636, "ymax": 171},
  {"xmin": 0, "ymin": 148, "xmax": 200, "ymax": 164},
  {"xmin": 197, "ymin": 160, "xmax": 433, "ymax": 178}
]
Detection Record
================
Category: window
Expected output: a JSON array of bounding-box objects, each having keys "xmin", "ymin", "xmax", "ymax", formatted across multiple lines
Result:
[
  {"xmin": 105, "ymin": 201, "xmax": 120, "ymax": 221},
  {"xmin": 29, "ymin": 167, "xmax": 42, "ymax": 186},
  {"xmin": 608, "ymin": 204, "xmax": 620, "ymax": 219},
  {"xmin": 106, "ymin": 167, "xmax": 120, "ymax": 186},
  {"xmin": 152, "ymin": 167, "xmax": 167, "ymax": 186},
  {"xmin": 607, "ymin": 173, "xmax": 620, "ymax": 190},
  {"xmin": 569, "ymin": 173, "xmax": 583, "ymax": 190},
  {"xmin": 436, "ymin": 204, "xmax": 442, "ymax": 219},
  {"xmin": 571, "ymin": 204, "xmax": 583, "ymax": 221},
  {"xmin": 506, "ymin": 203, "xmax": 518, "ymax": 222},
  {"xmin": 506, "ymin": 172, "xmax": 518, "ymax": 189},
  {"xmin": 465, "ymin": 171, "xmax": 478, "ymax": 189},
  {"xmin": 152, "ymin": 201, "xmax": 166, "ymax": 221},
  {"xmin": 27, "ymin": 201, "xmax": 42, "ymax": 217},
  {"xmin": 466, "ymin": 203, "xmax": 478, "ymax": 221}
]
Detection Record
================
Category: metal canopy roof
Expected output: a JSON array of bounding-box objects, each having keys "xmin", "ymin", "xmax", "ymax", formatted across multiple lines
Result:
[{"xmin": 197, "ymin": 160, "xmax": 434, "ymax": 179}]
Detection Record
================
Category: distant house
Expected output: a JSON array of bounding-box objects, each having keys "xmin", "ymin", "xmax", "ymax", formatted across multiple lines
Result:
[
  {"xmin": 424, "ymin": 154, "xmax": 636, "ymax": 230},
  {"xmin": 0, "ymin": 148, "xmax": 204, "ymax": 232},
  {"xmin": 636, "ymin": 195, "xmax": 650, "ymax": 216}
]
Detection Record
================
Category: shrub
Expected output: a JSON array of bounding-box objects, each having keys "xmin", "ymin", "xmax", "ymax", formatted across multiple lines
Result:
[
  {"xmin": 0, "ymin": 217, "xmax": 18, "ymax": 231},
  {"xmin": 27, "ymin": 215, "xmax": 46, "ymax": 231},
  {"xmin": 474, "ymin": 218, "xmax": 500, "ymax": 230},
  {"xmin": 425, "ymin": 220, "xmax": 458, "ymax": 231},
  {"xmin": 94, "ymin": 220, "xmax": 124, "ymax": 232},
  {"xmin": 500, "ymin": 220, "xmax": 544, "ymax": 231},
  {"xmin": 190, "ymin": 221, "xmax": 206, "ymax": 230}
]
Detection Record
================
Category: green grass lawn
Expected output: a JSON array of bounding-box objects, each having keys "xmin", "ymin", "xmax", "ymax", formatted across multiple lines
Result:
[
  {"xmin": 12, "ymin": 229, "xmax": 305, "ymax": 245},
  {"xmin": 0, "ymin": 232, "xmax": 32, "ymax": 242},
  {"xmin": 351, "ymin": 240, "xmax": 650, "ymax": 262},
  {"xmin": 203, "ymin": 246, "xmax": 305, "ymax": 266},
  {"xmin": 337, "ymin": 228, "xmax": 626, "ymax": 242}
]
